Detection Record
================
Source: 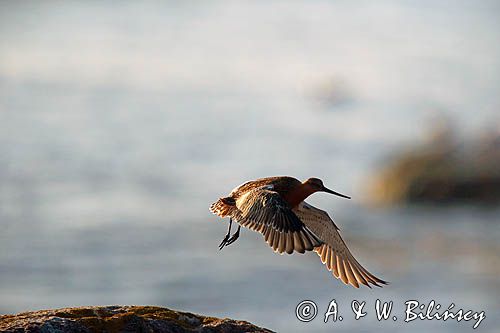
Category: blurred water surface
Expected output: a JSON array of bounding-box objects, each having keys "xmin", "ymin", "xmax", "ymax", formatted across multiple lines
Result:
[{"xmin": 0, "ymin": 1, "xmax": 499, "ymax": 332}]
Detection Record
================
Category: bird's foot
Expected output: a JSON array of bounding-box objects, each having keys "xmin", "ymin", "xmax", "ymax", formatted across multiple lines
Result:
[
  {"xmin": 219, "ymin": 218, "xmax": 233, "ymax": 250},
  {"xmin": 218, "ymin": 233, "xmax": 231, "ymax": 250},
  {"xmin": 219, "ymin": 226, "xmax": 240, "ymax": 250},
  {"xmin": 224, "ymin": 226, "xmax": 240, "ymax": 247}
]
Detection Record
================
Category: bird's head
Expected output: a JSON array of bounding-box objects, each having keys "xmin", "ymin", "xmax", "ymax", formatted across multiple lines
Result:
[{"xmin": 303, "ymin": 178, "xmax": 351, "ymax": 199}]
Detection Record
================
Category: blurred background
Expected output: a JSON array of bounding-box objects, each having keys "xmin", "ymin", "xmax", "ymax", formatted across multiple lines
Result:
[{"xmin": 0, "ymin": 1, "xmax": 499, "ymax": 332}]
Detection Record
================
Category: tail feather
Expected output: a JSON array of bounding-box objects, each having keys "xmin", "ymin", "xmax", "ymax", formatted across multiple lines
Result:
[{"xmin": 210, "ymin": 197, "xmax": 235, "ymax": 218}]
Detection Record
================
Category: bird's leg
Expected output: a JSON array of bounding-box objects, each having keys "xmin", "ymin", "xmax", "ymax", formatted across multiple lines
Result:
[
  {"xmin": 218, "ymin": 218, "xmax": 233, "ymax": 250},
  {"xmin": 225, "ymin": 225, "xmax": 241, "ymax": 246}
]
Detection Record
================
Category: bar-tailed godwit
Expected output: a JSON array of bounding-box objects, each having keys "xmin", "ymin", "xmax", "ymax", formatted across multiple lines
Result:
[{"xmin": 210, "ymin": 176, "xmax": 387, "ymax": 288}]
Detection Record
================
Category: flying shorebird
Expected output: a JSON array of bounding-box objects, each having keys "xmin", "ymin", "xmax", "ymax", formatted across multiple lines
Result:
[{"xmin": 210, "ymin": 176, "xmax": 387, "ymax": 288}]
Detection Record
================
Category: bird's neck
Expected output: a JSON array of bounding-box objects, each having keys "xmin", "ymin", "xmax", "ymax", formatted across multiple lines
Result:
[{"xmin": 283, "ymin": 184, "xmax": 316, "ymax": 208}]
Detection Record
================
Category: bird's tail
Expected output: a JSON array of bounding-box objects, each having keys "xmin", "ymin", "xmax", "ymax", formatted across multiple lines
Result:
[{"xmin": 209, "ymin": 197, "xmax": 236, "ymax": 218}]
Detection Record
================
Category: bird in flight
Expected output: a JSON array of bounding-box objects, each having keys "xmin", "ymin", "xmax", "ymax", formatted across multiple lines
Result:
[{"xmin": 210, "ymin": 176, "xmax": 387, "ymax": 288}]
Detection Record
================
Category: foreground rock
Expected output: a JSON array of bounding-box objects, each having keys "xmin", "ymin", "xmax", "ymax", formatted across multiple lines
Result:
[{"xmin": 0, "ymin": 305, "xmax": 274, "ymax": 333}]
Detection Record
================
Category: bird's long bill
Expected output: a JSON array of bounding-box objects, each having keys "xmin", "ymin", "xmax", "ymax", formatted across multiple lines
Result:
[{"xmin": 322, "ymin": 186, "xmax": 351, "ymax": 199}]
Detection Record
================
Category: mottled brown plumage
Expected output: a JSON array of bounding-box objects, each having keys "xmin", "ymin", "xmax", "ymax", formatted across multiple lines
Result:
[{"xmin": 210, "ymin": 176, "xmax": 387, "ymax": 288}]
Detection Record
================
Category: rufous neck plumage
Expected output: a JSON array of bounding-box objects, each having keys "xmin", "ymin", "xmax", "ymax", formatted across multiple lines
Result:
[{"xmin": 282, "ymin": 183, "xmax": 318, "ymax": 208}]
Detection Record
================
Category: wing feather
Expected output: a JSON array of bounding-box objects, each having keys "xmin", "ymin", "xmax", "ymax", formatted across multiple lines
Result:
[
  {"xmin": 230, "ymin": 187, "xmax": 322, "ymax": 254},
  {"xmin": 293, "ymin": 201, "xmax": 387, "ymax": 288}
]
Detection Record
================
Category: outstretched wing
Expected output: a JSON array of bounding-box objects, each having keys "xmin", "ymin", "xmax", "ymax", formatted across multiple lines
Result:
[
  {"xmin": 232, "ymin": 187, "xmax": 322, "ymax": 254},
  {"xmin": 293, "ymin": 202, "xmax": 388, "ymax": 288}
]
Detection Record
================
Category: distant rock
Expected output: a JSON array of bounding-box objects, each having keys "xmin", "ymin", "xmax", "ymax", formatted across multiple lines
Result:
[
  {"xmin": 368, "ymin": 124, "xmax": 500, "ymax": 205},
  {"xmin": 0, "ymin": 305, "xmax": 274, "ymax": 333},
  {"xmin": 309, "ymin": 77, "xmax": 354, "ymax": 109}
]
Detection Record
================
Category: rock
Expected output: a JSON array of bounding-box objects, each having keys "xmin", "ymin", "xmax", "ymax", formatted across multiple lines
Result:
[
  {"xmin": 0, "ymin": 305, "xmax": 274, "ymax": 333},
  {"xmin": 309, "ymin": 77, "xmax": 354, "ymax": 109},
  {"xmin": 367, "ymin": 124, "xmax": 500, "ymax": 205}
]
